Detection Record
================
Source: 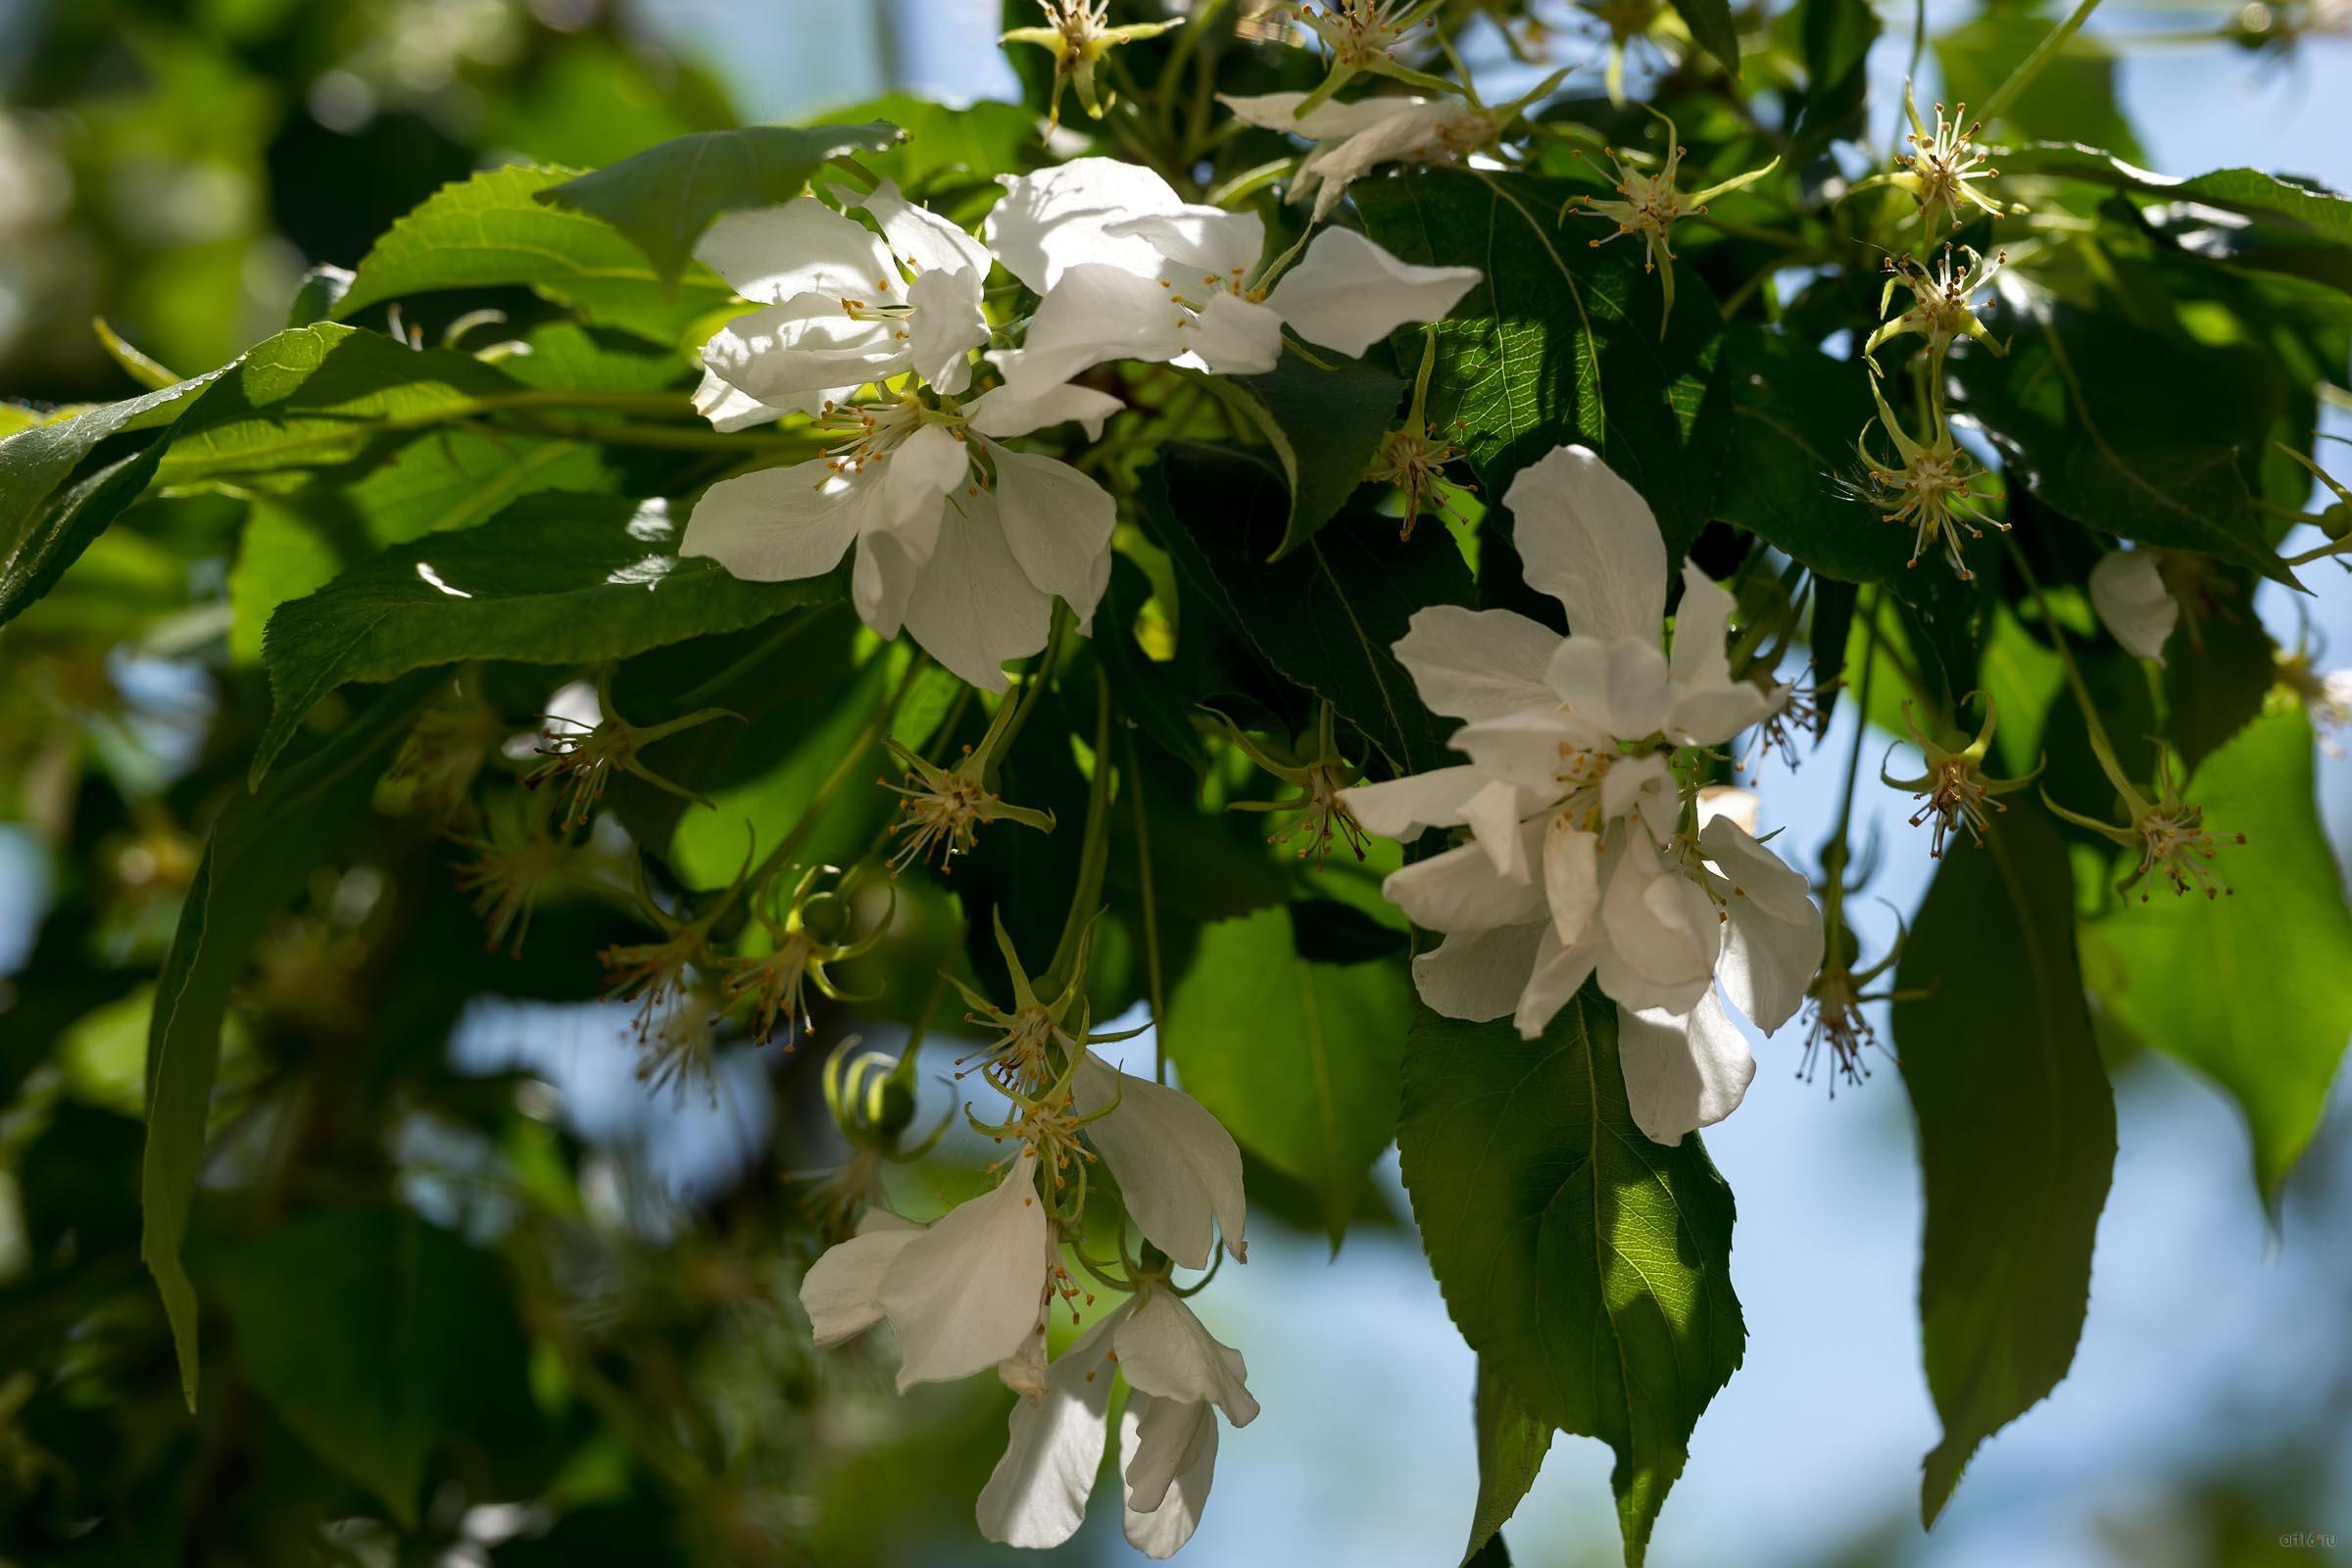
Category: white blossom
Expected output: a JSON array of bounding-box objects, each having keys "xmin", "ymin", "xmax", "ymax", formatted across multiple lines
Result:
[
  {"xmin": 1340, "ymin": 443, "xmax": 1824, "ymax": 1142},
  {"xmin": 1219, "ymin": 91, "xmax": 1494, "ymax": 220},
  {"xmin": 2088, "ymin": 547, "xmax": 2179, "ymax": 664}
]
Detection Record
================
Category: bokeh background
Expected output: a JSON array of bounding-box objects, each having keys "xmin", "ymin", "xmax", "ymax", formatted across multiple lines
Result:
[{"xmin": 1, "ymin": 1, "xmax": 2348, "ymax": 1564}]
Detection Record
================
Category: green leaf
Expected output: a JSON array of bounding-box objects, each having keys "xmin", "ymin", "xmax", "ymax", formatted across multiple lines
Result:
[
  {"xmin": 1717, "ymin": 324, "xmax": 1909, "ymax": 584},
  {"xmin": 1204, "ymin": 349, "xmax": 1405, "ymax": 559},
  {"xmin": 1955, "ymin": 297, "xmax": 2294, "ymax": 585},
  {"xmin": 1937, "ymin": 11, "xmax": 2141, "ymax": 159},
  {"xmin": 1396, "ymin": 991, "xmax": 1745, "ymax": 1566},
  {"xmin": 1788, "ymin": 0, "xmax": 1878, "ymax": 163},
  {"xmin": 334, "ymin": 165, "xmax": 735, "ymax": 344},
  {"xmin": 2083, "ymin": 708, "xmax": 2352, "ymax": 1201},
  {"xmin": 0, "ymin": 370, "xmax": 225, "ymax": 626},
  {"xmin": 254, "ymin": 492, "xmax": 841, "ymax": 785},
  {"xmin": 2000, "ymin": 147, "xmax": 2352, "ymax": 246},
  {"xmin": 2164, "ymin": 608, "xmax": 2276, "ymax": 771},
  {"xmin": 1148, "ymin": 445, "xmax": 1473, "ymax": 774},
  {"xmin": 1466, "ymin": 1357, "xmax": 1553, "ymax": 1565},
  {"xmin": 212, "ymin": 1204, "xmax": 545, "ymax": 1525},
  {"xmin": 1667, "ymin": 0, "xmax": 1742, "ymax": 79},
  {"xmin": 824, "ymin": 92, "xmax": 1042, "ymax": 194},
  {"xmin": 1161, "ymin": 906, "xmax": 1411, "ymax": 1248},
  {"xmin": 536, "ymin": 122, "xmax": 906, "ymax": 284},
  {"xmin": 1353, "ymin": 167, "xmax": 1728, "ymax": 557},
  {"xmin": 143, "ymin": 675, "xmax": 439, "ymax": 1410},
  {"xmin": 1892, "ymin": 806, "xmax": 2115, "ymax": 1525}
]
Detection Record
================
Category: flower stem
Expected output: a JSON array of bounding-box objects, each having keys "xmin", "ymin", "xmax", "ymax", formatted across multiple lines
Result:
[
  {"xmin": 2003, "ymin": 535, "xmax": 2138, "ymax": 802},
  {"xmin": 1980, "ymin": 0, "xmax": 2107, "ymax": 125}
]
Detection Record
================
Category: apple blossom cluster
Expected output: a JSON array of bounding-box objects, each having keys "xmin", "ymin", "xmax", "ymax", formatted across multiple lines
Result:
[
  {"xmin": 1340, "ymin": 444, "xmax": 1827, "ymax": 1142},
  {"xmin": 677, "ymin": 160, "xmax": 1479, "ymax": 690},
  {"xmin": 799, "ymin": 926, "xmax": 1255, "ymax": 1557}
]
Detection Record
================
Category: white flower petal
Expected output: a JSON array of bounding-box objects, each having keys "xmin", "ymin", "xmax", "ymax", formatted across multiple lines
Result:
[
  {"xmin": 1617, "ymin": 989, "xmax": 1756, "ymax": 1145},
  {"xmin": 1592, "ymin": 831, "xmax": 1716, "ymax": 1015},
  {"xmin": 987, "ymin": 158, "xmax": 1185, "ymax": 293},
  {"xmin": 875, "ymin": 1148, "xmax": 1049, "ymax": 1391},
  {"xmin": 681, "ymin": 458, "xmax": 864, "ymax": 584},
  {"xmin": 1450, "ymin": 708, "xmax": 1606, "ymax": 796},
  {"xmin": 1601, "ymin": 753, "xmax": 1679, "ymax": 843},
  {"xmin": 1340, "ymin": 763, "xmax": 1484, "ymax": 838},
  {"xmin": 1120, "ymin": 1394, "xmax": 1219, "ymax": 1559},
  {"xmin": 700, "ymin": 293, "xmax": 906, "ymax": 406},
  {"xmin": 1114, "ymin": 1287, "xmax": 1258, "ymax": 1428},
  {"xmin": 1074, "ymin": 1054, "xmax": 1248, "ymax": 1268},
  {"xmin": 847, "ymin": 177, "xmax": 993, "ymax": 280},
  {"xmin": 1701, "ymin": 816, "xmax": 1823, "ymax": 1034},
  {"xmin": 1545, "ymin": 634, "xmax": 1672, "ymax": 740},
  {"xmin": 1107, "ymin": 206, "xmax": 1266, "ymax": 283},
  {"xmin": 995, "ymin": 262, "xmax": 1188, "ymax": 391},
  {"xmin": 968, "ymin": 380, "xmax": 1125, "ymax": 441},
  {"xmin": 1262, "ymin": 226, "xmax": 1481, "ymax": 358},
  {"xmin": 695, "ymin": 198, "xmax": 898, "ymax": 305},
  {"xmin": 854, "ymin": 528, "xmax": 920, "ymax": 640},
  {"xmin": 906, "ymin": 266, "xmax": 988, "ymax": 394},
  {"xmin": 1462, "ymin": 777, "xmax": 1538, "ymax": 880},
  {"xmin": 2088, "ymin": 548, "xmax": 2178, "ymax": 664},
  {"xmin": 798, "ymin": 1220, "xmax": 920, "ymax": 1348},
  {"xmin": 875, "ymin": 421, "xmax": 970, "ymax": 560},
  {"xmin": 976, "ymin": 1303, "xmax": 1124, "ymax": 1549},
  {"xmin": 692, "ymin": 366, "xmax": 806, "ymax": 429},
  {"xmin": 986, "ymin": 443, "xmax": 1117, "ymax": 623},
  {"xmin": 1413, "ymin": 922, "xmax": 1546, "ymax": 1021},
  {"xmin": 1504, "ymin": 444, "xmax": 1667, "ymax": 643},
  {"xmin": 1663, "ymin": 561, "xmax": 1776, "ymax": 744},
  {"xmin": 1513, "ymin": 936, "xmax": 1601, "ymax": 1038},
  {"xmin": 1393, "ymin": 605, "xmax": 1562, "ymax": 720},
  {"xmin": 1543, "ymin": 817, "xmax": 1601, "ymax": 948},
  {"xmin": 1383, "ymin": 838, "xmax": 1545, "ymax": 933},
  {"xmin": 1179, "ymin": 290, "xmax": 1284, "ymax": 376},
  {"xmin": 896, "ymin": 488, "xmax": 1056, "ymax": 692}
]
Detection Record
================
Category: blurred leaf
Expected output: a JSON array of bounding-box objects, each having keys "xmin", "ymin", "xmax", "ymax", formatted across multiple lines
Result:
[
  {"xmin": 1397, "ymin": 990, "xmax": 1745, "ymax": 1567},
  {"xmin": 212, "ymin": 1205, "xmax": 545, "ymax": 1526},
  {"xmin": 1205, "ymin": 348, "xmax": 1405, "ymax": 558},
  {"xmin": 2084, "ymin": 708, "xmax": 2352, "ymax": 1201},
  {"xmin": 536, "ymin": 122, "xmax": 907, "ymax": 284},
  {"xmin": 1956, "ymin": 297, "xmax": 2292, "ymax": 584},
  {"xmin": 826, "ymin": 92, "xmax": 1042, "ymax": 193},
  {"xmin": 1893, "ymin": 806, "xmax": 2115, "ymax": 1525},
  {"xmin": 334, "ymin": 166, "xmax": 735, "ymax": 344},
  {"xmin": 1149, "ymin": 445, "xmax": 1472, "ymax": 774},
  {"xmin": 254, "ymin": 492, "xmax": 841, "ymax": 784},
  {"xmin": 1354, "ymin": 168, "xmax": 1728, "ymax": 557},
  {"xmin": 1788, "ymin": 0, "xmax": 1878, "ymax": 164},
  {"xmin": 1162, "ymin": 906, "xmax": 1411, "ymax": 1248},
  {"xmin": 1096, "ymin": 554, "xmax": 1209, "ymax": 772},
  {"xmin": 2166, "ymin": 609, "xmax": 2276, "ymax": 770},
  {"xmin": 1466, "ymin": 1356, "xmax": 1553, "ymax": 1565},
  {"xmin": 2001, "ymin": 147, "xmax": 2352, "ymax": 245},
  {"xmin": 1668, "ymin": 0, "xmax": 1741, "ymax": 79},
  {"xmin": 1938, "ymin": 8, "xmax": 2141, "ymax": 160},
  {"xmin": 143, "ymin": 675, "xmax": 439, "ymax": 1411}
]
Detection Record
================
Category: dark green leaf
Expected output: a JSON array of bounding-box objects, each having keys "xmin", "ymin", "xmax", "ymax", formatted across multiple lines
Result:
[
  {"xmin": 334, "ymin": 165, "xmax": 735, "ymax": 344},
  {"xmin": 1149, "ymin": 445, "xmax": 1472, "ymax": 774},
  {"xmin": 1466, "ymin": 1357, "xmax": 1553, "ymax": 1565},
  {"xmin": 254, "ymin": 492, "xmax": 842, "ymax": 785},
  {"xmin": 1892, "ymin": 806, "xmax": 2115, "ymax": 1525},
  {"xmin": 1096, "ymin": 554, "xmax": 1209, "ymax": 773},
  {"xmin": 1205, "ymin": 348, "xmax": 1404, "ymax": 558},
  {"xmin": 2083, "ymin": 708, "xmax": 2352, "ymax": 1201},
  {"xmin": 1668, "ymin": 0, "xmax": 1742, "ymax": 79},
  {"xmin": 212, "ymin": 1205, "xmax": 545, "ymax": 1525},
  {"xmin": 0, "ymin": 443, "xmax": 168, "ymax": 633},
  {"xmin": 143, "ymin": 675, "xmax": 440, "ymax": 1410},
  {"xmin": 2001, "ymin": 147, "xmax": 2352, "ymax": 245},
  {"xmin": 1354, "ymin": 167, "xmax": 1728, "ymax": 557},
  {"xmin": 2165, "ymin": 608, "xmax": 2276, "ymax": 770},
  {"xmin": 536, "ymin": 122, "xmax": 906, "ymax": 283},
  {"xmin": 1397, "ymin": 990, "xmax": 1745, "ymax": 1566},
  {"xmin": 1955, "ymin": 297, "xmax": 2294, "ymax": 584},
  {"xmin": 1717, "ymin": 324, "xmax": 1910, "ymax": 584},
  {"xmin": 1788, "ymin": 0, "xmax": 1878, "ymax": 164},
  {"xmin": 824, "ymin": 92, "xmax": 1042, "ymax": 193},
  {"xmin": 1162, "ymin": 906, "xmax": 1411, "ymax": 1248}
]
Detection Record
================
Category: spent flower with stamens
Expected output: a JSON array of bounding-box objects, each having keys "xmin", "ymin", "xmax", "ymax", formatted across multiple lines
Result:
[
  {"xmin": 950, "ymin": 910, "xmax": 1101, "ymax": 1098},
  {"xmin": 1002, "ymin": 1, "xmax": 1183, "ymax": 129},
  {"xmin": 718, "ymin": 865, "xmax": 894, "ymax": 1047},
  {"xmin": 385, "ymin": 680, "xmax": 500, "ymax": 821},
  {"xmin": 1364, "ymin": 329, "xmax": 1473, "ymax": 541},
  {"xmin": 1865, "ymin": 245, "xmax": 2007, "ymax": 373},
  {"xmin": 1798, "ymin": 917, "xmax": 1906, "ymax": 1093},
  {"xmin": 1213, "ymin": 702, "xmax": 1370, "ymax": 863},
  {"xmin": 449, "ymin": 809, "xmax": 572, "ymax": 956},
  {"xmin": 1280, "ymin": 0, "xmax": 1454, "ymax": 110},
  {"xmin": 883, "ymin": 689, "xmax": 1055, "ymax": 875},
  {"xmin": 1881, "ymin": 694, "xmax": 2041, "ymax": 858},
  {"xmin": 524, "ymin": 667, "xmax": 738, "ymax": 831},
  {"xmin": 2044, "ymin": 745, "xmax": 2246, "ymax": 902},
  {"xmin": 599, "ymin": 857, "xmax": 729, "ymax": 1049},
  {"xmin": 1854, "ymin": 377, "xmax": 2003, "ymax": 579},
  {"xmin": 806, "ymin": 1034, "xmax": 951, "ymax": 1240},
  {"xmin": 1568, "ymin": 112, "xmax": 1779, "ymax": 331},
  {"xmin": 1881, "ymin": 85, "xmax": 2005, "ymax": 233}
]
